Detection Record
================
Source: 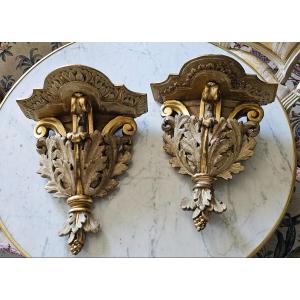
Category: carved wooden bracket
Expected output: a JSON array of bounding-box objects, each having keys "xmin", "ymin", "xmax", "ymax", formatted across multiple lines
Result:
[
  {"xmin": 17, "ymin": 65, "xmax": 147, "ymax": 254},
  {"xmin": 151, "ymin": 55, "xmax": 277, "ymax": 231}
]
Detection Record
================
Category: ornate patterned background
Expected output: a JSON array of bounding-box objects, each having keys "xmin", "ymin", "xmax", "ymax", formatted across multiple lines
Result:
[{"xmin": 0, "ymin": 42, "xmax": 65, "ymax": 99}]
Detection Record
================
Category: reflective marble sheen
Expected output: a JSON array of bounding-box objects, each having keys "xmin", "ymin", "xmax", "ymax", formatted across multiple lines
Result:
[{"xmin": 0, "ymin": 43, "xmax": 295, "ymax": 257}]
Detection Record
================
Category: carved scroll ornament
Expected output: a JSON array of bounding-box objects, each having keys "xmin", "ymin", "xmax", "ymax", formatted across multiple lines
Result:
[
  {"xmin": 151, "ymin": 55, "xmax": 277, "ymax": 231},
  {"xmin": 17, "ymin": 65, "xmax": 147, "ymax": 254}
]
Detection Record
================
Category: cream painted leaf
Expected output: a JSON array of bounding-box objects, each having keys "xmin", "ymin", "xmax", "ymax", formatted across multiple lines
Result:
[
  {"xmin": 81, "ymin": 130, "xmax": 108, "ymax": 195},
  {"xmin": 112, "ymin": 151, "xmax": 132, "ymax": 176},
  {"xmin": 169, "ymin": 157, "xmax": 181, "ymax": 168},
  {"xmin": 218, "ymin": 162, "xmax": 245, "ymax": 180},
  {"xmin": 37, "ymin": 135, "xmax": 76, "ymax": 198}
]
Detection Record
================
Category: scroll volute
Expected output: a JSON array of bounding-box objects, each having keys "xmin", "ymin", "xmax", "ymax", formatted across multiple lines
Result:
[
  {"xmin": 151, "ymin": 55, "xmax": 277, "ymax": 231},
  {"xmin": 17, "ymin": 65, "xmax": 147, "ymax": 255}
]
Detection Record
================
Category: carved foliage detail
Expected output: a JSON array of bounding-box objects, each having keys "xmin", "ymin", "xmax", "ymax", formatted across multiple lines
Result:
[
  {"xmin": 163, "ymin": 114, "xmax": 257, "ymax": 179},
  {"xmin": 162, "ymin": 114, "xmax": 258, "ymax": 230},
  {"xmin": 36, "ymin": 130, "xmax": 133, "ymax": 200},
  {"xmin": 37, "ymin": 136, "xmax": 76, "ymax": 197},
  {"xmin": 36, "ymin": 129, "xmax": 133, "ymax": 254},
  {"xmin": 59, "ymin": 208, "xmax": 99, "ymax": 255},
  {"xmin": 151, "ymin": 56, "xmax": 277, "ymax": 106},
  {"xmin": 18, "ymin": 65, "xmax": 147, "ymax": 120},
  {"xmin": 45, "ymin": 66, "xmax": 146, "ymax": 110}
]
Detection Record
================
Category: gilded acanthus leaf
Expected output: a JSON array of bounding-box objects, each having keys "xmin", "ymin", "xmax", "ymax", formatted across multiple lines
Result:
[
  {"xmin": 162, "ymin": 114, "xmax": 201, "ymax": 176},
  {"xmin": 36, "ymin": 130, "xmax": 134, "ymax": 200},
  {"xmin": 162, "ymin": 133, "xmax": 175, "ymax": 156},
  {"xmin": 162, "ymin": 115, "xmax": 255, "ymax": 180},
  {"xmin": 169, "ymin": 157, "xmax": 181, "ymax": 168},
  {"xmin": 217, "ymin": 162, "xmax": 244, "ymax": 180},
  {"xmin": 112, "ymin": 151, "xmax": 132, "ymax": 176},
  {"xmin": 37, "ymin": 136, "xmax": 76, "ymax": 198},
  {"xmin": 85, "ymin": 134, "xmax": 133, "ymax": 198},
  {"xmin": 208, "ymin": 119, "xmax": 243, "ymax": 177},
  {"xmin": 237, "ymin": 136, "xmax": 256, "ymax": 161},
  {"xmin": 59, "ymin": 211, "xmax": 100, "ymax": 243},
  {"xmin": 80, "ymin": 130, "xmax": 108, "ymax": 196}
]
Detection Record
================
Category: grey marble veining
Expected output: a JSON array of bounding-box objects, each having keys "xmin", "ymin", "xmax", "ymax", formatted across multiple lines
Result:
[{"xmin": 0, "ymin": 43, "xmax": 295, "ymax": 257}]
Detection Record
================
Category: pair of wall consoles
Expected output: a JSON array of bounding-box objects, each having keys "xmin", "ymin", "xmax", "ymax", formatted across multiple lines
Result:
[{"xmin": 17, "ymin": 55, "xmax": 277, "ymax": 254}]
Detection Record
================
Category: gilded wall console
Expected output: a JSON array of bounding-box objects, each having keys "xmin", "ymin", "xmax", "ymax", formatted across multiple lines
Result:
[
  {"xmin": 17, "ymin": 65, "xmax": 147, "ymax": 254},
  {"xmin": 151, "ymin": 55, "xmax": 278, "ymax": 231}
]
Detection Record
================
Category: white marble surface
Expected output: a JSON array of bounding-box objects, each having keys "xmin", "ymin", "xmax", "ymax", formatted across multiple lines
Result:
[{"xmin": 0, "ymin": 43, "xmax": 295, "ymax": 257}]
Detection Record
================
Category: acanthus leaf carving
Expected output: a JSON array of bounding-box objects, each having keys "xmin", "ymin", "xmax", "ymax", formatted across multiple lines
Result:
[
  {"xmin": 35, "ymin": 125, "xmax": 135, "ymax": 254},
  {"xmin": 37, "ymin": 136, "xmax": 76, "ymax": 198},
  {"xmin": 162, "ymin": 114, "xmax": 259, "ymax": 182},
  {"xmin": 161, "ymin": 99, "xmax": 262, "ymax": 230}
]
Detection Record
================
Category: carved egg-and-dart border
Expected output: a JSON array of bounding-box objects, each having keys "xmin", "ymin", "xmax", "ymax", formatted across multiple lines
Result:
[
  {"xmin": 17, "ymin": 65, "xmax": 147, "ymax": 255},
  {"xmin": 151, "ymin": 55, "xmax": 278, "ymax": 231}
]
